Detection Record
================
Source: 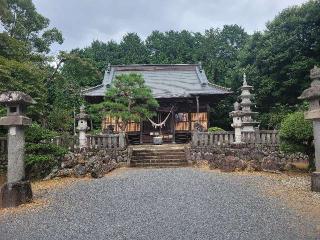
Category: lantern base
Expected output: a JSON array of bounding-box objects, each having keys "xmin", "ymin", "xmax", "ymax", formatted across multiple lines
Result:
[
  {"xmin": 311, "ymin": 172, "xmax": 320, "ymax": 192},
  {"xmin": 0, "ymin": 181, "xmax": 33, "ymax": 208}
]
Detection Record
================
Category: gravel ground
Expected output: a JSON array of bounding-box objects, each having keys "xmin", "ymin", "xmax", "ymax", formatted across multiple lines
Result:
[{"xmin": 0, "ymin": 167, "xmax": 319, "ymax": 240}]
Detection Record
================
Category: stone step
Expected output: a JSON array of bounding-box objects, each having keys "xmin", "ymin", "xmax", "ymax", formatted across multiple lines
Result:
[
  {"xmin": 133, "ymin": 150, "xmax": 185, "ymax": 154},
  {"xmin": 130, "ymin": 162, "xmax": 189, "ymax": 168},
  {"xmin": 132, "ymin": 153, "xmax": 185, "ymax": 158},
  {"xmin": 130, "ymin": 144, "xmax": 188, "ymax": 168},
  {"xmin": 132, "ymin": 158, "xmax": 186, "ymax": 163},
  {"xmin": 131, "ymin": 155, "xmax": 186, "ymax": 160},
  {"xmin": 131, "ymin": 159, "xmax": 187, "ymax": 163}
]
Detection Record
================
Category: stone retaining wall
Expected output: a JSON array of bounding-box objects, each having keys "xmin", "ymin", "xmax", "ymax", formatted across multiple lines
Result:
[
  {"xmin": 188, "ymin": 144, "xmax": 309, "ymax": 172},
  {"xmin": 46, "ymin": 148, "xmax": 129, "ymax": 179}
]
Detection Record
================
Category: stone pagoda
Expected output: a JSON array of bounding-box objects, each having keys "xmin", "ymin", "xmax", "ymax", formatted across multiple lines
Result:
[{"xmin": 239, "ymin": 73, "xmax": 259, "ymax": 132}]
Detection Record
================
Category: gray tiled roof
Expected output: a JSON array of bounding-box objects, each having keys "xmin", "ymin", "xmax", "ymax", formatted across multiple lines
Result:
[{"xmin": 83, "ymin": 64, "xmax": 231, "ymax": 99}]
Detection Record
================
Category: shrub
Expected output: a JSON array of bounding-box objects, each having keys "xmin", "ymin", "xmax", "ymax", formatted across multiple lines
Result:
[
  {"xmin": 25, "ymin": 123, "xmax": 68, "ymax": 179},
  {"xmin": 279, "ymin": 111, "xmax": 314, "ymax": 170},
  {"xmin": 258, "ymin": 104, "xmax": 295, "ymax": 130},
  {"xmin": 208, "ymin": 127, "xmax": 226, "ymax": 132}
]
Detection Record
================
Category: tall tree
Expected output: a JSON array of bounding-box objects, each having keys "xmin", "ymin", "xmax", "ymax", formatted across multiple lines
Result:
[
  {"xmin": 119, "ymin": 33, "xmax": 148, "ymax": 64},
  {"xmin": 237, "ymin": 0, "xmax": 320, "ymax": 128},
  {"xmin": 0, "ymin": 0, "xmax": 63, "ymax": 53}
]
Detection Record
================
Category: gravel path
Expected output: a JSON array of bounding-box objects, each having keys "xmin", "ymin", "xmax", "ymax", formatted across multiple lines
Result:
[{"xmin": 0, "ymin": 167, "xmax": 319, "ymax": 240}]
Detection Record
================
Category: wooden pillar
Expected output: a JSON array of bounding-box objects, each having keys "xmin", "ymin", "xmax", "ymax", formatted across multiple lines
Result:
[
  {"xmin": 196, "ymin": 96, "xmax": 200, "ymax": 123},
  {"xmin": 172, "ymin": 110, "xmax": 176, "ymax": 144},
  {"xmin": 140, "ymin": 121, "xmax": 143, "ymax": 144}
]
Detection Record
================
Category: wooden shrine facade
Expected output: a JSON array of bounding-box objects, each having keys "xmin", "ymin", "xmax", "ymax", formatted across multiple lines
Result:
[{"xmin": 83, "ymin": 64, "xmax": 232, "ymax": 144}]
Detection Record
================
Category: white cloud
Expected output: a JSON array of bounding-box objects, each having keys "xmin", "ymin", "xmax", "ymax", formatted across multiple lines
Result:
[{"xmin": 33, "ymin": 0, "xmax": 308, "ymax": 53}]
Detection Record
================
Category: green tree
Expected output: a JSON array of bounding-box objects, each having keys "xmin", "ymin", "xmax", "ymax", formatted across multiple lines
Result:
[
  {"xmin": 119, "ymin": 33, "xmax": 149, "ymax": 64},
  {"xmin": 0, "ymin": 56, "xmax": 48, "ymax": 120},
  {"xmin": 0, "ymin": 0, "xmax": 63, "ymax": 53},
  {"xmin": 146, "ymin": 30, "xmax": 200, "ymax": 64},
  {"xmin": 25, "ymin": 123, "xmax": 67, "ymax": 179},
  {"xmin": 103, "ymin": 73, "xmax": 159, "ymax": 131},
  {"xmin": 279, "ymin": 111, "xmax": 314, "ymax": 169},
  {"xmin": 237, "ymin": 0, "xmax": 320, "ymax": 114},
  {"xmin": 0, "ymin": 0, "xmax": 9, "ymax": 21},
  {"xmin": 198, "ymin": 25, "xmax": 248, "ymax": 86}
]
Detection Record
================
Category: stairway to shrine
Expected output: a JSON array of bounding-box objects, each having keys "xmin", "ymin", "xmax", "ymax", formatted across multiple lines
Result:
[{"xmin": 130, "ymin": 144, "xmax": 189, "ymax": 168}]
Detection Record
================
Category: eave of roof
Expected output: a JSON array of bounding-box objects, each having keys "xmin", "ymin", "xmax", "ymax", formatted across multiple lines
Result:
[{"xmin": 83, "ymin": 64, "xmax": 232, "ymax": 98}]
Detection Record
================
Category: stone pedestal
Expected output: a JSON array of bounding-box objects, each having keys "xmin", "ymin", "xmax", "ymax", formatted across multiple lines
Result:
[
  {"xmin": 0, "ymin": 181, "xmax": 32, "ymax": 208},
  {"xmin": 153, "ymin": 136, "xmax": 163, "ymax": 145},
  {"xmin": 230, "ymin": 108, "xmax": 243, "ymax": 144},
  {"xmin": 7, "ymin": 126, "xmax": 25, "ymax": 183},
  {"xmin": 311, "ymin": 172, "xmax": 320, "ymax": 192},
  {"xmin": 313, "ymin": 121, "xmax": 320, "ymax": 171},
  {"xmin": 79, "ymin": 130, "xmax": 87, "ymax": 149}
]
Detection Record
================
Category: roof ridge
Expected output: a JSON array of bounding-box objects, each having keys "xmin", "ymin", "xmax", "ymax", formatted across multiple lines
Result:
[
  {"xmin": 208, "ymin": 82, "xmax": 232, "ymax": 92},
  {"xmin": 111, "ymin": 64, "xmax": 199, "ymax": 67},
  {"xmin": 81, "ymin": 84, "xmax": 104, "ymax": 93}
]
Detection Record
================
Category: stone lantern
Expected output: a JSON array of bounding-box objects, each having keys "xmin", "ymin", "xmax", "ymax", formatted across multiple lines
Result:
[
  {"xmin": 299, "ymin": 66, "xmax": 320, "ymax": 192},
  {"xmin": 76, "ymin": 105, "xmax": 89, "ymax": 149},
  {"xmin": 0, "ymin": 91, "xmax": 35, "ymax": 208},
  {"xmin": 240, "ymin": 73, "xmax": 259, "ymax": 133},
  {"xmin": 229, "ymin": 101, "xmax": 243, "ymax": 144}
]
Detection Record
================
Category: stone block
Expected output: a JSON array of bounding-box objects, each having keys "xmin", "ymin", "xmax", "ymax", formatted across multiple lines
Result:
[
  {"xmin": 0, "ymin": 181, "xmax": 32, "ymax": 208},
  {"xmin": 74, "ymin": 164, "xmax": 87, "ymax": 177},
  {"xmin": 311, "ymin": 172, "xmax": 320, "ymax": 192}
]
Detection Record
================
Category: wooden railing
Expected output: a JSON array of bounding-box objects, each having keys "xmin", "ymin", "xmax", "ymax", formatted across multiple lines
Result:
[
  {"xmin": 192, "ymin": 130, "xmax": 280, "ymax": 147},
  {"xmin": 86, "ymin": 133, "xmax": 126, "ymax": 149}
]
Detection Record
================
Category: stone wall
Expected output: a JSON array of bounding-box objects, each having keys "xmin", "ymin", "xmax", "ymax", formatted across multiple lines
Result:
[
  {"xmin": 189, "ymin": 144, "xmax": 309, "ymax": 172},
  {"xmin": 46, "ymin": 148, "xmax": 129, "ymax": 179}
]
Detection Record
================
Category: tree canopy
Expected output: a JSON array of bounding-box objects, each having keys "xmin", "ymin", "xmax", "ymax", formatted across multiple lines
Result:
[
  {"xmin": 103, "ymin": 73, "xmax": 159, "ymax": 131},
  {"xmin": 1, "ymin": 0, "xmax": 319, "ymax": 132}
]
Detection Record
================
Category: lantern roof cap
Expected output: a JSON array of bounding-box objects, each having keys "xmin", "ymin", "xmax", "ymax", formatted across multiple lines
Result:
[{"xmin": 0, "ymin": 91, "xmax": 36, "ymax": 106}]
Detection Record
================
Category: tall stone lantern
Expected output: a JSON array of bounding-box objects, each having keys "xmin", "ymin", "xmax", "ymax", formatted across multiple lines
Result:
[
  {"xmin": 76, "ymin": 105, "xmax": 89, "ymax": 149},
  {"xmin": 299, "ymin": 66, "xmax": 320, "ymax": 192},
  {"xmin": 0, "ymin": 91, "xmax": 35, "ymax": 208},
  {"xmin": 240, "ymin": 74, "xmax": 259, "ymax": 133}
]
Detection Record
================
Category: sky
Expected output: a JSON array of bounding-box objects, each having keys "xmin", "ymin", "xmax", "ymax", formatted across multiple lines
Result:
[{"xmin": 33, "ymin": 0, "xmax": 308, "ymax": 54}]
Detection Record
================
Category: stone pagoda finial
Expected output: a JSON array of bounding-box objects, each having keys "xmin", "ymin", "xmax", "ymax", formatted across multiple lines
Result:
[
  {"xmin": 299, "ymin": 66, "xmax": 320, "ymax": 192},
  {"xmin": 310, "ymin": 65, "xmax": 320, "ymax": 82},
  {"xmin": 239, "ymin": 74, "xmax": 259, "ymax": 132},
  {"xmin": 243, "ymin": 73, "xmax": 247, "ymax": 87}
]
